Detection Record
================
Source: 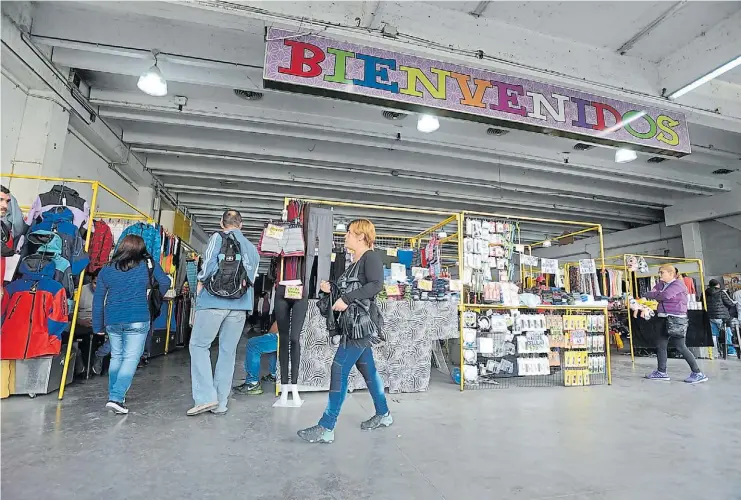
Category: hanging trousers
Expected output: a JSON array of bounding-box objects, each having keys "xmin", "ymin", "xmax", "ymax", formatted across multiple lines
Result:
[
  {"xmin": 303, "ymin": 206, "xmax": 333, "ymax": 299},
  {"xmin": 274, "ymin": 285, "xmax": 309, "ymax": 384}
]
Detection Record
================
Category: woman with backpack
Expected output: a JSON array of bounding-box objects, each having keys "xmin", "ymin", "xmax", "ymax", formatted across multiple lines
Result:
[
  {"xmin": 297, "ymin": 219, "xmax": 392, "ymax": 444},
  {"xmin": 93, "ymin": 234, "xmax": 170, "ymax": 414}
]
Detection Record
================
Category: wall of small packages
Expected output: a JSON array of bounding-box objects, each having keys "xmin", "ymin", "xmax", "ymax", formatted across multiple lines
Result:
[
  {"xmin": 462, "ymin": 217, "xmax": 520, "ymax": 304},
  {"xmin": 461, "ymin": 309, "xmax": 609, "ymax": 389}
]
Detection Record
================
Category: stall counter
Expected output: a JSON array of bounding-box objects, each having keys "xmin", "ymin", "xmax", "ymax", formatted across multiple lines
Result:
[{"xmin": 294, "ymin": 299, "xmax": 458, "ymax": 393}]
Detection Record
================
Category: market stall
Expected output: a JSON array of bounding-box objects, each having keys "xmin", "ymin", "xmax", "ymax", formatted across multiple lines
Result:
[
  {"xmin": 261, "ymin": 199, "xmax": 462, "ymax": 395},
  {"xmin": 457, "ymin": 212, "xmax": 612, "ymax": 390},
  {"xmin": 603, "ymin": 254, "xmax": 713, "ymax": 360},
  {"xmin": 0, "ymin": 173, "xmax": 185, "ymax": 399}
]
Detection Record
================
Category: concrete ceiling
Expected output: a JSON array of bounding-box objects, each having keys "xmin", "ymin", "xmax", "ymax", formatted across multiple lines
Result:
[{"xmin": 10, "ymin": 1, "xmax": 741, "ymax": 242}]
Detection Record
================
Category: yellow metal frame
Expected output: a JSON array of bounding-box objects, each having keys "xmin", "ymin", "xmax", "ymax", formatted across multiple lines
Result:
[
  {"xmin": 457, "ymin": 211, "xmax": 610, "ymax": 390},
  {"xmin": 2, "ymin": 174, "xmax": 155, "ymax": 400},
  {"xmin": 603, "ymin": 253, "xmax": 709, "ymax": 362}
]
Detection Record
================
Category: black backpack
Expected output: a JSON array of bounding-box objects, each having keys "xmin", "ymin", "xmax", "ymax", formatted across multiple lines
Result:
[
  {"xmin": 146, "ymin": 257, "xmax": 164, "ymax": 319},
  {"xmin": 204, "ymin": 232, "xmax": 251, "ymax": 299}
]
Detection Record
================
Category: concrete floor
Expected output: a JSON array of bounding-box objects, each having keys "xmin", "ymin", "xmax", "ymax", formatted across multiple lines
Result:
[{"xmin": 2, "ymin": 345, "xmax": 740, "ymax": 500}]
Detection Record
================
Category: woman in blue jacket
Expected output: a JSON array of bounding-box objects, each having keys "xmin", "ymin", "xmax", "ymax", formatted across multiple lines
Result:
[{"xmin": 93, "ymin": 234, "xmax": 170, "ymax": 414}]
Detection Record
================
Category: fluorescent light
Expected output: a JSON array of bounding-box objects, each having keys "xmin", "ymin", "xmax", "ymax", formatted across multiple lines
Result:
[
  {"xmin": 137, "ymin": 60, "xmax": 168, "ymax": 97},
  {"xmin": 668, "ymin": 55, "xmax": 741, "ymax": 99},
  {"xmin": 615, "ymin": 148, "xmax": 638, "ymax": 163},
  {"xmin": 417, "ymin": 114, "xmax": 439, "ymax": 133}
]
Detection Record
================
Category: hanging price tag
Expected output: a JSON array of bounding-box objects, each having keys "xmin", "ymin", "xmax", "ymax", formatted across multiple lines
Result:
[
  {"xmin": 519, "ymin": 253, "xmax": 538, "ymax": 267},
  {"xmin": 387, "ymin": 247, "xmax": 398, "ymax": 257},
  {"xmin": 541, "ymin": 258, "xmax": 559, "ymax": 274},
  {"xmin": 331, "ymin": 253, "xmax": 336, "ymax": 263},
  {"xmin": 266, "ymin": 224, "xmax": 285, "ymax": 240},
  {"xmin": 385, "ymin": 284, "xmax": 402, "ymax": 296},
  {"xmin": 579, "ymin": 259, "xmax": 596, "ymax": 274},
  {"xmin": 284, "ymin": 285, "xmax": 303, "ymax": 300},
  {"xmin": 418, "ymin": 279, "xmax": 433, "ymax": 291}
]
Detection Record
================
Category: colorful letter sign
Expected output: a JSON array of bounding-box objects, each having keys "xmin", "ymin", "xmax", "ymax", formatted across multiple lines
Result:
[{"xmin": 264, "ymin": 28, "xmax": 690, "ymax": 156}]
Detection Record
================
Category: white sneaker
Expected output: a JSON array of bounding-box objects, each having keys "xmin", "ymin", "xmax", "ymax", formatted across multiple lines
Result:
[{"xmin": 106, "ymin": 401, "xmax": 129, "ymax": 415}]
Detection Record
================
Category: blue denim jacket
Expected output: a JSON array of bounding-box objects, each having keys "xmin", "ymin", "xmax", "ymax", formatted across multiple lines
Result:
[{"xmin": 196, "ymin": 229, "xmax": 259, "ymax": 312}]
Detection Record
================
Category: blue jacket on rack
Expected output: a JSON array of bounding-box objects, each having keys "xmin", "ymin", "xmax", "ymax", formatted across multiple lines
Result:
[{"xmin": 116, "ymin": 222, "xmax": 162, "ymax": 262}]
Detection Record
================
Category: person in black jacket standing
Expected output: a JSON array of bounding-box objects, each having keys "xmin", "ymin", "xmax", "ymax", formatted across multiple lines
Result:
[
  {"xmin": 706, "ymin": 279, "xmax": 737, "ymax": 356},
  {"xmin": 298, "ymin": 219, "xmax": 391, "ymax": 444}
]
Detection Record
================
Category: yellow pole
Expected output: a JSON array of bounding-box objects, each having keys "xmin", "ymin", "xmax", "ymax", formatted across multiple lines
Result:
[
  {"xmin": 164, "ymin": 300, "xmax": 174, "ymax": 354},
  {"xmin": 624, "ymin": 256, "xmax": 635, "ymax": 362},
  {"xmin": 598, "ymin": 225, "xmax": 607, "ymax": 297},
  {"xmin": 59, "ymin": 182, "xmax": 100, "ymax": 399},
  {"xmin": 604, "ymin": 307, "xmax": 612, "ymax": 385},
  {"xmin": 457, "ymin": 212, "xmax": 465, "ymax": 391}
]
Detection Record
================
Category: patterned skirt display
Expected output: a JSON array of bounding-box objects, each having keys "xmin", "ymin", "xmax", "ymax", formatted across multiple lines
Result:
[{"xmin": 293, "ymin": 299, "xmax": 458, "ymax": 393}]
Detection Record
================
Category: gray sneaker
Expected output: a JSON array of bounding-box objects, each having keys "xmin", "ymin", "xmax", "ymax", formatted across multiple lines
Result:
[
  {"xmin": 297, "ymin": 425, "xmax": 334, "ymax": 444},
  {"xmin": 360, "ymin": 412, "xmax": 393, "ymax": 430}
]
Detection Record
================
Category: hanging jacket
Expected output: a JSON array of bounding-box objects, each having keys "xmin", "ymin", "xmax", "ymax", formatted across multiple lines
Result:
[
  {"xmin": 2, "ymin": 191, "xmax": 26, "ymax": 239},
  {"xmin": 26, "ymin": 185, "xmax": 90, "ymax": 228},
  {"xmin": 24, "ymin": 207, "xmax": 89, "ymax": 274},
  {"xmin": 706, "ymin": 287, "xmax": 735, "ymax": 319},
  {"xmin": 1, "ymin": 255, "xmax": 68, "ymax": 359},
  {"xmin": 18, "ymin": 253, "xmax": 75, "ymax": 309},
  {"xmin": 87, "ymin": 219, "xmax": 114, "ymax": 273},
  {"xmin": 117, "ymin": 222, "xmax": 162, "ymax": 262}
]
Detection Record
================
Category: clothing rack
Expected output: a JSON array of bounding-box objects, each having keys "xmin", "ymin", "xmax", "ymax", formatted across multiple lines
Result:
[
  {"xmin": 602, "ymin": 254, "xmax": 709, "ymax": 362},
  {"xmin": 2, "ymin": 173, "xmax": 155, "ymax": 400}
]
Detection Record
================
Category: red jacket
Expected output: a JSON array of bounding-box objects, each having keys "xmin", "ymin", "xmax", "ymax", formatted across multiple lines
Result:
[
  {"xmin": 87, "ymin": 219, "xmax": 114, "ymax": 273},
  {"xmin": 1, "ymin": 257, "xmax": 68, "ymax": 359}
]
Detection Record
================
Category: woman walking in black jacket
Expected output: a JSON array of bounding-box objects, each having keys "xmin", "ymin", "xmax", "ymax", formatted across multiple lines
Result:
[
  {"xmin": 706, "ymin": 279, "xmax": 737, "ymax": 356},
  {"xmin": 298, "ymin": 219, "xmax": 391, "ymax": 444}
]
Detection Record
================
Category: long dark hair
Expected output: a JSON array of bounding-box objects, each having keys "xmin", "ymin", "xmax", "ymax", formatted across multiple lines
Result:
[{"xmin": 110, "ymin": 234, "xmax": 148, "ymax": 271}]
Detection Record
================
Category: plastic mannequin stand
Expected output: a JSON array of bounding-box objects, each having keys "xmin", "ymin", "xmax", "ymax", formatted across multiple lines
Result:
[{"xmin": 273, "ymin": 383, "xmax": 303, "ymax": 408}]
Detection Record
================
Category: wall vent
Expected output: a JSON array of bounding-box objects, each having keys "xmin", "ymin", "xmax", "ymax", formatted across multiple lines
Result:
[
  {"xmin": 234, "ymin": 89, "xmax": 263, "ymax": 101},
  {"xmin": 382, "ymin": 111, "xmax": 407, "ymax": 120}
]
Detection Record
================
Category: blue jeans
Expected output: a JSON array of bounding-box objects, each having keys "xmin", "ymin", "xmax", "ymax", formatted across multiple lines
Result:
[
  {"xmin": 190, "ymin": 309, "xmax": 246, "ymax": 411},
  {"xmin": 319, "ymin": 342, "xmax": 389, "ymax": 430},
  {"xmin": 710, "ymin": 318, "xmax": 736, "ymax": 354},
  {"xmin": 244, "ymin": 333, "xmax": 277, "ymax": 384},
  {"xmin": 106, "ymin": 322, "xmax": 150, "ymax": 403}
]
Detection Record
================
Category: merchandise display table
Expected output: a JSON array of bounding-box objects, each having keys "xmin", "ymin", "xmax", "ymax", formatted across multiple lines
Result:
[
  {"xmin": 295, "ymin": 299, "xmax": 458, "ymax": 393},
  {"xmin": 630, "ymin": 310, "xmax": 713, "ymax": 348}
]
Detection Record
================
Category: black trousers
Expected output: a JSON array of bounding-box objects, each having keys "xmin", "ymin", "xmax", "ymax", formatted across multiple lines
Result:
[{"xmin": 274, "ymin": 285, "xmax": 309, "ymax": 384}]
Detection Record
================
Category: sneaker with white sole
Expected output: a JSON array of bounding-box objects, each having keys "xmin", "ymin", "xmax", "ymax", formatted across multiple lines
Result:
[
  {"xmin": 645, "ymin": 370, "xmax": 670, "ymax": 381},
  {"xmin": 360, "ymin": 412, "xmax": 393, "ymax": 430},
  {"xmin": 297, "ymin": 425, "xmax": 334, "ymax": 444},
  {"xmin": 106, "ymin": 401, "xmax": 128, "ymax": 415},
  {"xmin": 684, "ymin": 372, "xmax": 708, "ymax": 384}
]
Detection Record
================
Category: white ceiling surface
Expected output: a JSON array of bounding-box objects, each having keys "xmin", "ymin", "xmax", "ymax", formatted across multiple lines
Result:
[{"xmin": 23, "ymin": 1, "xmax": 741, "ymax": 242}]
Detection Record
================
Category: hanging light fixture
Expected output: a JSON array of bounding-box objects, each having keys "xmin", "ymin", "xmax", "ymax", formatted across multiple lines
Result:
[
  {"xmin": 417, "ymin": 114, "xmax": 440, "ymax": 133},
  {"xmin": 137, "ymin": 50, "xmax": 168, "ymax": 97},
  {"xmin": 542, "ymin": 239, "xmax": 552, "ymax": 248},
  {"xmin": 615, "ymin": 148, "xmax": 637, "ymax": 163}
]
